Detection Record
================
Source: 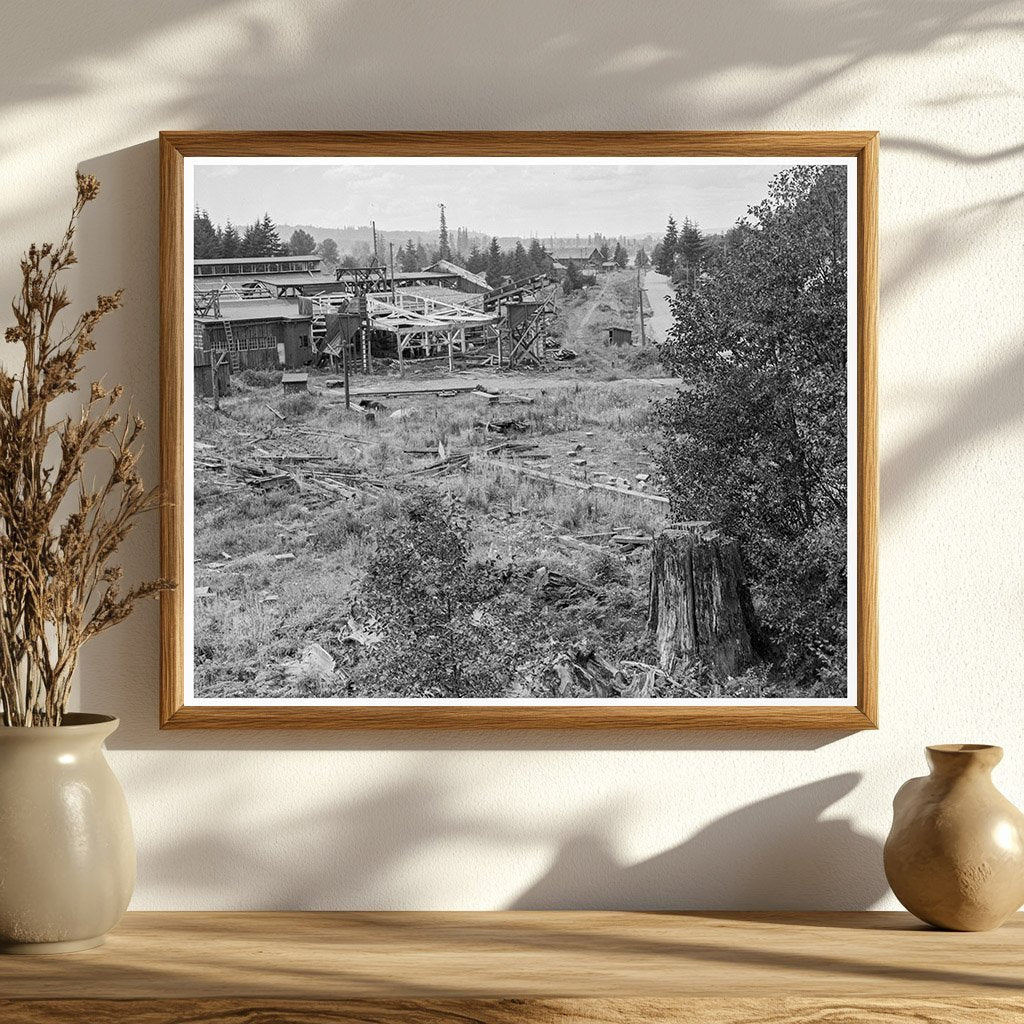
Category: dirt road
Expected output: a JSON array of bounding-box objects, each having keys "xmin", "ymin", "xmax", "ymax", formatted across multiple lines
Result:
[{"xmin": 642, "ymin": 271, "xmax": 675, "ymax": 346}]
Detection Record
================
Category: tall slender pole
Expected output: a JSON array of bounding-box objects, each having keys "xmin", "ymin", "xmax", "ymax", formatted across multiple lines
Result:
[
  {"xmin": 342, "ymin": 331, "xmax": 350, "ymax": 410},
  {"xmin": 389, "ymin": 242, "xmax": 396, "ymax": 303},
  {"xmin": 637, "ymin": 262, "xmax": 647, "ymax": 348},
  {"xmin": 371, "ymin": 220, "xmax": 378, "ymax": 264}
]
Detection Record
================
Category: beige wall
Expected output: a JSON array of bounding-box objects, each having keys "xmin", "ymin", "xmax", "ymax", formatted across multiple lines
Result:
[{"xmin": 1, "ymin": 0, "xmax": 1021, "ymax": 909}]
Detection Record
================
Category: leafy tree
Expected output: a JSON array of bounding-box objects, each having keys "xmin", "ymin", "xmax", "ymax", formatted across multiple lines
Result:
[
  {"xmin": 437, "ymin": 203, "xmax": 451, "ymax": 261},
  {"xmin": 656, "ymin": 165, "xmax": 848, "ymax": 694},
  {"xmin": 288, "ymin": 228, "xmax": 317, "ymax": 256},
  {"xmin": 193, "ymin": 208, "xmax": 221, "ymax": 258},
  {"xmin": 656, "ymin": 215, "xmax": 678, "ymax": 275},
  {"xmin": 562, "ymin": 260, "xmax": 583, "ymax": 295},
  {"xmin": 357, "ymin": 491, "xmax": 538, "ymax": 696},
  {"xmin": 221, "ymin": 220, "xmax": 241, "ymax": 258},
  {"xmin": 316, "ymin": 237, "xmax": 340, "ymax": 268},
  {"xmin": 613, "ymin": 242, "xmax": 628, "ymax": 268}
]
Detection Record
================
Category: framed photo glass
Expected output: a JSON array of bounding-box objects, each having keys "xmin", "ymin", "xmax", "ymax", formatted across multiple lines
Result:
[{"xmin": 160, "ymin": 132, "xmax": 877, "ymax": 729}]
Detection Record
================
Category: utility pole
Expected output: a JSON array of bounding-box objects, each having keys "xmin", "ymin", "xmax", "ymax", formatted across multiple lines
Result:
[
  {"xmin": 389, "ymin": 242, "xmax": 396, "ymax": 303},
  {"xmin": 371, "ymin": 220, "xmax": 378, "ymax": 264},
  {"xmin": 637, "ymin": 262, "xmax": 647, "ymax": 348},
  {"xmin": 341, "ymin": 330, "xmax": 350, "ymax": 410}
]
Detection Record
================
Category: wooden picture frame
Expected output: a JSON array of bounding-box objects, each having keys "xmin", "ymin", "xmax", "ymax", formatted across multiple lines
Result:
[{"xmin": 160, "ymin": 131, "xmax": 878, "ymax": 730}]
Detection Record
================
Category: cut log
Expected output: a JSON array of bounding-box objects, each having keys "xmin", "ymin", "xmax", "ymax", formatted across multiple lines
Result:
[{"xmin": 646, "ymin": 527, "xmax": 762, "ymax": 679}]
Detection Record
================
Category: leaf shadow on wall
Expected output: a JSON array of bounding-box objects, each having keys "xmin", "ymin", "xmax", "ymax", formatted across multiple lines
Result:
[
  {"xmin": 130, "ymin": 759, "xmax": 886, "ymax": 912},
  {"xmin": 511, "ymin": 773, "xmax": 887, "ymax": 910}
]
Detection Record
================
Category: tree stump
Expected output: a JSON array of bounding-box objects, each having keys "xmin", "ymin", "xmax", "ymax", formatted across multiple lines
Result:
[{"xmin": 647, "ymin": 527, "xmax": 762, "ymax": 679}]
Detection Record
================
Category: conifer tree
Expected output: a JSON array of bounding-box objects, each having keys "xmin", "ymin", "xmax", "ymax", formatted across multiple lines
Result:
[
  {"xmin": 400, "ymin": 238, "xmax": 418, "ymax": 272},
  {"xmin": 221, "ymin": 220, "xmax": 241, "ymax": 258},
  {"xmin": 511, "ymin": 241, "xmax": 530, "ymax": 280},
  {"xmin": 466, "ymin": 244, "xmax": 486, "ymax": 275},
  {"xmin": 193, "ymin": 208, "xmax": 221, "ymax": 258},
  {"xmin": 656, "ymin": 216, "xmax": 678, "ymax": 274},
  {"xmin": 676, "ymin": 218, "xmax": 707, "ymax": 290},
  {"xmin": 485, "ymin": 237, "xmax": 504, "ymax": 286},
  {"xmin": 437, "ymin": 203, "xmax": 451, "ymax": 261}
]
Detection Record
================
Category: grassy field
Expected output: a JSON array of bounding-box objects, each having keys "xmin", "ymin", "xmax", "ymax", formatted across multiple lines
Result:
[
  {"xmin": 191, "ymin": 271, "xmax": 698, "ymax": 700},
  {"xmin": 192, "ymin": 378, "xmax": 674, "ymax": 697}
]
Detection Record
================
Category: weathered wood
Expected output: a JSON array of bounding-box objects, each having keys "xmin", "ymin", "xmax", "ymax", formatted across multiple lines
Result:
[
  {"xmin": 474, "ymin": 455, "xmax": 669, "ymax": 505},
  {"xmin": 4, "ymin": 998, "xmax": 1023, "ymax": 1024},
  {"xmin": 0, "ymin": 911, "xmax": 1020, "ymax": 1022},
  {"xmin": 647, "ymin": 528, "xmax": 762, "ymax": 678}
]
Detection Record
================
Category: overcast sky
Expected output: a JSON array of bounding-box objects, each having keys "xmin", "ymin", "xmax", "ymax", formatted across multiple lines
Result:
[{"xmin": 192, "ymin": 159, "xmax": 832, "ymax": 238}]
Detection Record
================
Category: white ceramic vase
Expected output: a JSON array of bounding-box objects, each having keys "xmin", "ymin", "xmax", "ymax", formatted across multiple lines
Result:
[{"xmin": 0, "ymin": 713, "xmax": 135, "ymax": 953}]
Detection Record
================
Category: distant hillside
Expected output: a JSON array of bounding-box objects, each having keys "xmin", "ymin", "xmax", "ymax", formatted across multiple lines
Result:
[{"xmin": 278, "ymin": 223, "xmax": 656, "ymax": 258}]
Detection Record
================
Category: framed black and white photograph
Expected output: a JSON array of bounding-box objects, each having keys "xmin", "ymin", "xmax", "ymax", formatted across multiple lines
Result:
[{"xmin": 159, "ymin": 132, "xmax": 877, "ymax": 730}]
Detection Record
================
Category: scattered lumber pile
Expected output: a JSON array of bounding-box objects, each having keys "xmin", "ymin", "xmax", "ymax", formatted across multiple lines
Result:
[
  {"xmin": 472, "ymin": 453, "xmax": 669, "ymax": 505},
  {"xmin": 193, "ymin": 428, "xmax": 389, "ymax": 502}
]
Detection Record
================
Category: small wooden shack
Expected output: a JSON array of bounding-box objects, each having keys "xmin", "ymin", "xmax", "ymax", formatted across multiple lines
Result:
[
  {"xmin": 608, "ymin": 327, "xmax": 633, "ymax": 346},
  {"xmin": 282, "ymin": 372, "xmax": 309, "ymax": 395}
]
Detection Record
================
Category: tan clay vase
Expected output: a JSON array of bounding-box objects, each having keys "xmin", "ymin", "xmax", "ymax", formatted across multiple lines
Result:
[
  {"xmin": 884, "ymin": 744, "xmax": 1024, "ymax": 931},
  {"xmin": 0, "ymin": 714, "xmax": 135, "ymax": 953}
]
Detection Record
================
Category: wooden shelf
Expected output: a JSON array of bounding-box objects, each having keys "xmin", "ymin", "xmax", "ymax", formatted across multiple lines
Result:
[{"xmin": 1, "ymin": 911, "xmax": 1021, "ymax": 1022}]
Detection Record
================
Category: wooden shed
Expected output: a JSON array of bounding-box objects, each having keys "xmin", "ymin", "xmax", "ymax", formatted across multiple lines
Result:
[
  {"xmin": 282, "ymin": 372, "xmax": 309, "ymax": 395},
  {"xmin": 608, "ymin": 327, "xmax": 633, "ymax": 346}
]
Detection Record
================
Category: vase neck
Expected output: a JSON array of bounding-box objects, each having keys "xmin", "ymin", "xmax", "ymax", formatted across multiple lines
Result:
[{"xmin": 926, "ymin": 743, "xmax": 1002, "ymax": 780}]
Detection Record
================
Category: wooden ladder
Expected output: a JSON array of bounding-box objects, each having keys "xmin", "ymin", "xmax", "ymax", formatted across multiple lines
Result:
[{"xmin": 221, "ymin": 320, "xmax": 240, "ymax": 371}]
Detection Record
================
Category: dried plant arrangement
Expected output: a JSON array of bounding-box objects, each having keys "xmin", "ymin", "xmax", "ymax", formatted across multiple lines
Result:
[{"xmin": 0, "ymin": 173, "xmax": 170, "ymax": 726}]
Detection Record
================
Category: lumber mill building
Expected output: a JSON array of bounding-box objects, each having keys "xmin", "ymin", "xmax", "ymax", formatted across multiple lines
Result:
[
  {"xmin": 549, "ymin": 246, "xmax": 604, "ymax": 270},
  {"xmin": 193, "ymin": 248, "xmax": 561, "ymax": 396}
]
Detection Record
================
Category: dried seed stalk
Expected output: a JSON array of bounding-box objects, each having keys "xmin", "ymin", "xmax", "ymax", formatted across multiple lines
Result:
[{"xmin": 0, "ymin": 173, "xmax": 172, "ymax": 726}]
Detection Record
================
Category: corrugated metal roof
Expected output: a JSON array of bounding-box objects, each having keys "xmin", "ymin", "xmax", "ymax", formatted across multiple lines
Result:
[
  {"xmin": 194, "ymin": 255, "xmax": 322, "ymax": 266},
  {"xmin": 199, "ymin": 299, "xmax": 311, "ymax": 322},
  {"xmin": 255, "ymin": 273, "xmax": 340, "ymax": 286}
]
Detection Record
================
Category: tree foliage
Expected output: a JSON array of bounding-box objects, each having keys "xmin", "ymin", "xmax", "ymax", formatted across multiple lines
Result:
[
  {"xmin": 357, "ymin": 491, "xmax": 537, "ymax": 696},
  {"xmin": 288, "ymin": 228, "xmax": 317, "ymax": 256},
  {"xmin": 656, "ymin": 165, "xmax": 848, "ymax": 693},
  {"xmin": 655, "ymin": 216, "xmax": 678, "ymax": 274},
  {"xmin": 437, "ymin": 203, "xmax": 451, "ymax": 261},
  {"xmin": 315, "ymin": 237, "xmax": 340, "ymax": 268}
]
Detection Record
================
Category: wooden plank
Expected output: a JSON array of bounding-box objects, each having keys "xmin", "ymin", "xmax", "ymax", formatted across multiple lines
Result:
[
  {"xmin": 2, "ymin": 997, "xmax": 1022, "ymax": 1024},
  {"xmin": 0, "ymin": 911, "xmax": 1020, "ymax": 1012},
  {"xmin": 474, "ymin": 455, "xmax": 669, "ymax": 505},
  {"xmin": 326, "ymin": 381, "xmax": 483, "ymax": 399}
]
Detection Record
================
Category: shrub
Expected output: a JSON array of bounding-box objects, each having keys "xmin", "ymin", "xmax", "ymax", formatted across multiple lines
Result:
[{"xmin": 239, "ymin": 369, "xmax": 283, "ymax": 388}]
